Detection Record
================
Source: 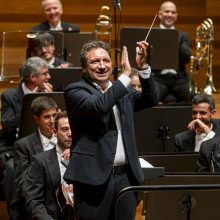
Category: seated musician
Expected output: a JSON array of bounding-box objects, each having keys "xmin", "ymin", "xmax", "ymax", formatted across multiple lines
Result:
[
  {"xmin": 30, "ymin": 0, "xmax": 80, "ymax": 32},
  {"xmin": 25, "ymin": 111, "xmax": 73, "ymax": 220},
  {"xmin": 174, "ymin": 92, "xmax": 220, "ymax": 152},
  {"xmin": 197, "ymin": 133, "xmax": 220, "ymax": 172},
  {"xmin": 30, "ymin": 32, "xmax": 72, "ymax": 68},
  {"xmin": 0, "ymin": 57, "xmax": 53, "ymax": 220}
]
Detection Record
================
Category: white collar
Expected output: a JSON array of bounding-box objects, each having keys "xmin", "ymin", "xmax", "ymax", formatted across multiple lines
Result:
[
  {"xmin": 93, "ymin": 81, "xmax": 112, "ymax": 93},
  {"xmin": 49, "ymin": 20, "xmax": 62, "ymax": 31},
  {"xmin": 160, "ymin": 24, "xmax": 175, "ymax": 29}
]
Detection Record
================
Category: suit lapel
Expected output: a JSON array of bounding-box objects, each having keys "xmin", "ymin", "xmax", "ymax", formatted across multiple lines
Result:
[
  {"xmin": 46, "ymin": 148, "xmax": 61, "ymax": 192},
  {"xmin": 31, "ymin": 131, "xmax": 44, "ymax": 154}
]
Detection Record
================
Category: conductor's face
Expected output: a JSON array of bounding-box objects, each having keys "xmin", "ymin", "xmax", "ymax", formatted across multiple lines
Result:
[{"xmin": 84, "ymin": 48, "xmax": 112, "ymax": 86}]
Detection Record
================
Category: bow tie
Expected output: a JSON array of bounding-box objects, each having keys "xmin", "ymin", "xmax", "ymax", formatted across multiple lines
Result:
[{"xmin": 42, "ymin": 136, "xmax": 57, "ymax": 149}]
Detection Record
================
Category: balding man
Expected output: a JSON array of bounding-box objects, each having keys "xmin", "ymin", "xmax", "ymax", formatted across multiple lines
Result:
[
  {"xmin": 31, "ymin": 0, "xmax": 80, "ymax": 32},
  {"xmin": 153, "ymin": 1, "xmax": 195, "ymax": 103}
]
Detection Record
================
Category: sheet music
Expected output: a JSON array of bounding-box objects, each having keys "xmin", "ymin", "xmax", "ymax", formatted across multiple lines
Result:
[{"xmin": 139, "ymin": 158, "xmax": 154, "ymax": 168}]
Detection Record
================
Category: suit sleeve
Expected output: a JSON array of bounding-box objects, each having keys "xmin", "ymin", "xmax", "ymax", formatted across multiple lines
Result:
[
  {"xmin": 196, "ymin": 142, "xmax": 211, "ymax": 172},
  {"xmin": 174, "ymin": 134, "xmax": 182, "ymax": 152},
  {"xmin": 26, "ymin": 156, "xmax": 54, "ymax": 220},
  {"xmin": 179, "ymin": 32, "xmax": 191, "ymax": 65},
  {"xmin": 14, "ymin": 139, "xmax": 31, "ymax": 199},
  {"xmin": 1, "ymin": 91, "xmax": 20, "ymax": 140}
]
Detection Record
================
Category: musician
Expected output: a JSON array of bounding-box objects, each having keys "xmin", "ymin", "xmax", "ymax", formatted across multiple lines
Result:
[
  {"xmin": 0, "ymin": 57, "xmax": 53, "ymax": 220},
  {"xmin": 30, "ymin": 32, "xmax": 72, "ymax": 68},
  {"xmin": 174, "ymin": 92, "xmax": 220, "ymax": 152},
  {"xmin": 31, "ymin": 0, "xmax": 80, "ymax": 32},
  {"xmin": 25, "ymin": 111, "xmax": 72, "ymax": 220},
  {"xmin": 130, "ymin": 68, "xmax": 142, "ymax": 92},
  {"xmin": 153, "ymin": 1, "xmax": 195, "ymax": 102},
  {"xmin": 11, "ymin": 96, "xmax": 58, "ymax": 219},
  {"xmin": 196, "ymin": 134, "xmax": 220, "ymax": 172},
  {"xmin": 63, "ymin": 40, "xmax": 158, "ymax": 220}
]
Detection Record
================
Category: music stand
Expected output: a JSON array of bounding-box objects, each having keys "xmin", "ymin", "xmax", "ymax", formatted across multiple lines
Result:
[
  {"xmin": 139, "ymin": 152, "xmax": 198, "ymax": 174},
  {"xmin": 120, "ymin": 27, "xmax": 179, "ymax": 69},
  {"xmin": 134, "ymin": 104, "xmax": 192, "ymax": 153},
  {"xmin": 49, "ymin": 67, "xmax": 83, "ymax": 91},
  {"xmin": 18, "ymin": 92, "xmax": 66, "ymax": 139},
  {"xmin": 143, "ymin": 174, "xmax": 220, "ymax": 220},
  {"xmin": 63, "ymin": 32, "xmax": 95, "ymax": 66}
]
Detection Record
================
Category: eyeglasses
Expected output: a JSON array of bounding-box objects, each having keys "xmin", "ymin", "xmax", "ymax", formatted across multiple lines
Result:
[
  {"xmin": 35, "ymin": 43, "xmax": 53, "ymax": 50},
  {"xmin": 37, "ymin": 71, "xmax": 50, "ymax": 77}
]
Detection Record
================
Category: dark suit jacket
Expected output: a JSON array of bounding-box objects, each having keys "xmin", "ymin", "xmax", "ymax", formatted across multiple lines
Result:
[
  {"xmin": 14, "ymin": 131, "xmax": 44, "ymax": 200},
  {"xmin": 25, "ymin": 148, "xmax": 68, "ymax": 220},
  {"xmin": 197, "ymin": 134, "xmax": 220, "ymax": 172},
  {"xmin": 0, "ymin": 84, "xmax": 24, "ymax": 154},
  {"xmin": 64, "ymin": 75, "xmax": 158, "ymax": 185},
  {"xmin": 174, "ymin": 119, "xmax": 220, "ymax": 152},
  {"xmin": 31, "ymin": 21, "xmax": 80, "ymax": 33}
]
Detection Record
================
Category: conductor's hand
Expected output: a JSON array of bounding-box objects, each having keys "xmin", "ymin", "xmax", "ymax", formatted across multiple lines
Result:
[
  {"xmin": 136, "ymin": 41, "xmax": 149, "ymax": 69},
  {"xmin": 120, "ymin": 46, "xmax": 131, "ymax": 77}
]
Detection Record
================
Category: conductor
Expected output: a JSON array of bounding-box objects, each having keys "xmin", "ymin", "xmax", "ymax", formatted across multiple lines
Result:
[{"xmin": 64, "ymin": 40, "xmax": 158, "ymax": 220}]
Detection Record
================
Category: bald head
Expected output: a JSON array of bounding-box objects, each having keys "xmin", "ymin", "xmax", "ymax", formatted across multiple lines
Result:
[
  {"xmin": 41, "ymin": 0, "xmax": 62, "ymax": 9},
  {"xmin": 41, "ymin": 0, "xmax": 63, "ymax": 27},
  {"xmin": 159, "ymin": 1, "xmax": 177, "ymax": 11},
  {"xmin": 158, "ymin": 1, "xmax": 178, "ymax": 28}
]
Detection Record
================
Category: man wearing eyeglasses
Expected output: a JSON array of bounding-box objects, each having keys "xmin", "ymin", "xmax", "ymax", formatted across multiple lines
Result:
[
  {"xmin": 0, "ymin": 57, "xmax": 53, "ymax": 219},
  {"xmin": 31, "ymin": 32, "xmax": 71, "ymax": 68}
]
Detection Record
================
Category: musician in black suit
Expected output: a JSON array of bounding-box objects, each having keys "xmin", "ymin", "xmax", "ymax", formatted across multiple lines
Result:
[
  {"xmin": 174, "ymin": 92, "xmax": 220, "ymax": 152},
  {"xmin": 196, "ymin": 134, "xmax": 220, "ymax": 172},
  {"xmin": 31, "ymin": 0, "xmax": 80, "ymax": 33},
  {"xmin": 153, "ymin": 1, "xmax": 195, "ymax": 102},
  {"xmin": 64, "ymin": 40, "xmax": 158, "ymax": 220},
  {"xmin": 0, "ymin": 57, "xmax": 53, "ymax": 220},
  {"xmin": 30, "ymin": 32, "xmax": 72, "ymax": 68},
  {"xmin": 25, "ymin": 111, "xmax": 72, "ymax": 220},
  {"xmin": 12, "ymin": 96, "xmax": 58, "ymax": 219}
]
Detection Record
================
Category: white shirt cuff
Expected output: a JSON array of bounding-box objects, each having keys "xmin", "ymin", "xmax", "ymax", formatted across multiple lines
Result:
[
  {"xmin": 137, "ymin": 66, "xmax": 151, "ymax": 79},
  {"xmin": 118, "ymin": 74, "xmax": 132, "ymax": 88}
]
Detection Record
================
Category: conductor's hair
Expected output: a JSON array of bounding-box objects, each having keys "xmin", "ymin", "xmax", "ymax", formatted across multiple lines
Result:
[{"xmin": 80, "ymin": 40, "xmax": 110, "ymax": 68}]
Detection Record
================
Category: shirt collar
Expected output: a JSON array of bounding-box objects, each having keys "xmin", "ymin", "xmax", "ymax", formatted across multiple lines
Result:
[
  {"xmin": 47, "ymin": 56, "xmax": 55, "ymax": 67},
  {"xmin": 49, "ymin": 20, "xmax": 62, "ymax": 31},
  {"xmin": 160, "ymin": 24, "xmax": 175, "ymax": 29},
  {"xmin": 22, "ymin": 82, "xmax": 34, "ymax": 95},
  {"xmin": 93, "ymin": 81, "xmax": 112, "ymax": 93}
]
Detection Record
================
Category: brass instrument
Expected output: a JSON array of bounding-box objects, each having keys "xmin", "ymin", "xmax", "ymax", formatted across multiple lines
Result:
[
  {"xmin": 190, "ymin": 18, "xmax": 216, "ymax": 94},
  {"xmin": 94, "ymin": 6, "xmax": 112, "ymax": 48}
]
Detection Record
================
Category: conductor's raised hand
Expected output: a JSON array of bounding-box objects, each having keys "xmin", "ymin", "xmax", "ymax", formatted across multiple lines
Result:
[
  {"xmin": 136, "ymin": 41, "xmax": 149, "ymax": 69},
  {"xmin": 120, "ymin": 46, "xmax": 131, "ymax": 77}
]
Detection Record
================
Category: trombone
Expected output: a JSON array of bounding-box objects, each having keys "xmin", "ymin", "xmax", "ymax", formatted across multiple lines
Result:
[{"xmin": 190, "ymin": 18, "xmax": 217, "ymax": 95}]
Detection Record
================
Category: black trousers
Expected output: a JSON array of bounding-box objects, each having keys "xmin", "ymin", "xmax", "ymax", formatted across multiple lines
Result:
[
  {"xmin": 154, "ymin": 74, "xmax": 195, "ymax": 102},
  {"xmin": 0, "ymin": 153, "xmax": 27, "ymax": 220},
  {"xmin": 73, "ymin": 167, "xmax": 138, "ymax": 220}
]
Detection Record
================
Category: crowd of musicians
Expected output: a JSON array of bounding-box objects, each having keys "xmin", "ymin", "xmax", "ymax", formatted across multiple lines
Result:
[{"xmin": 0, "ymin": 0, "xmax": 219, "ymax": 220}]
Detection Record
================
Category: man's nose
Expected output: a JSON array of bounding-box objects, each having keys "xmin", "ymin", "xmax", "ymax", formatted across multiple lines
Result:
[
  {"xmin": 98, "ymin": 61, "xmax": 105, "ymax": 68},
  {"xmin": 195, "ymin": 112, "xmax": 201, "ymax": 118}
]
